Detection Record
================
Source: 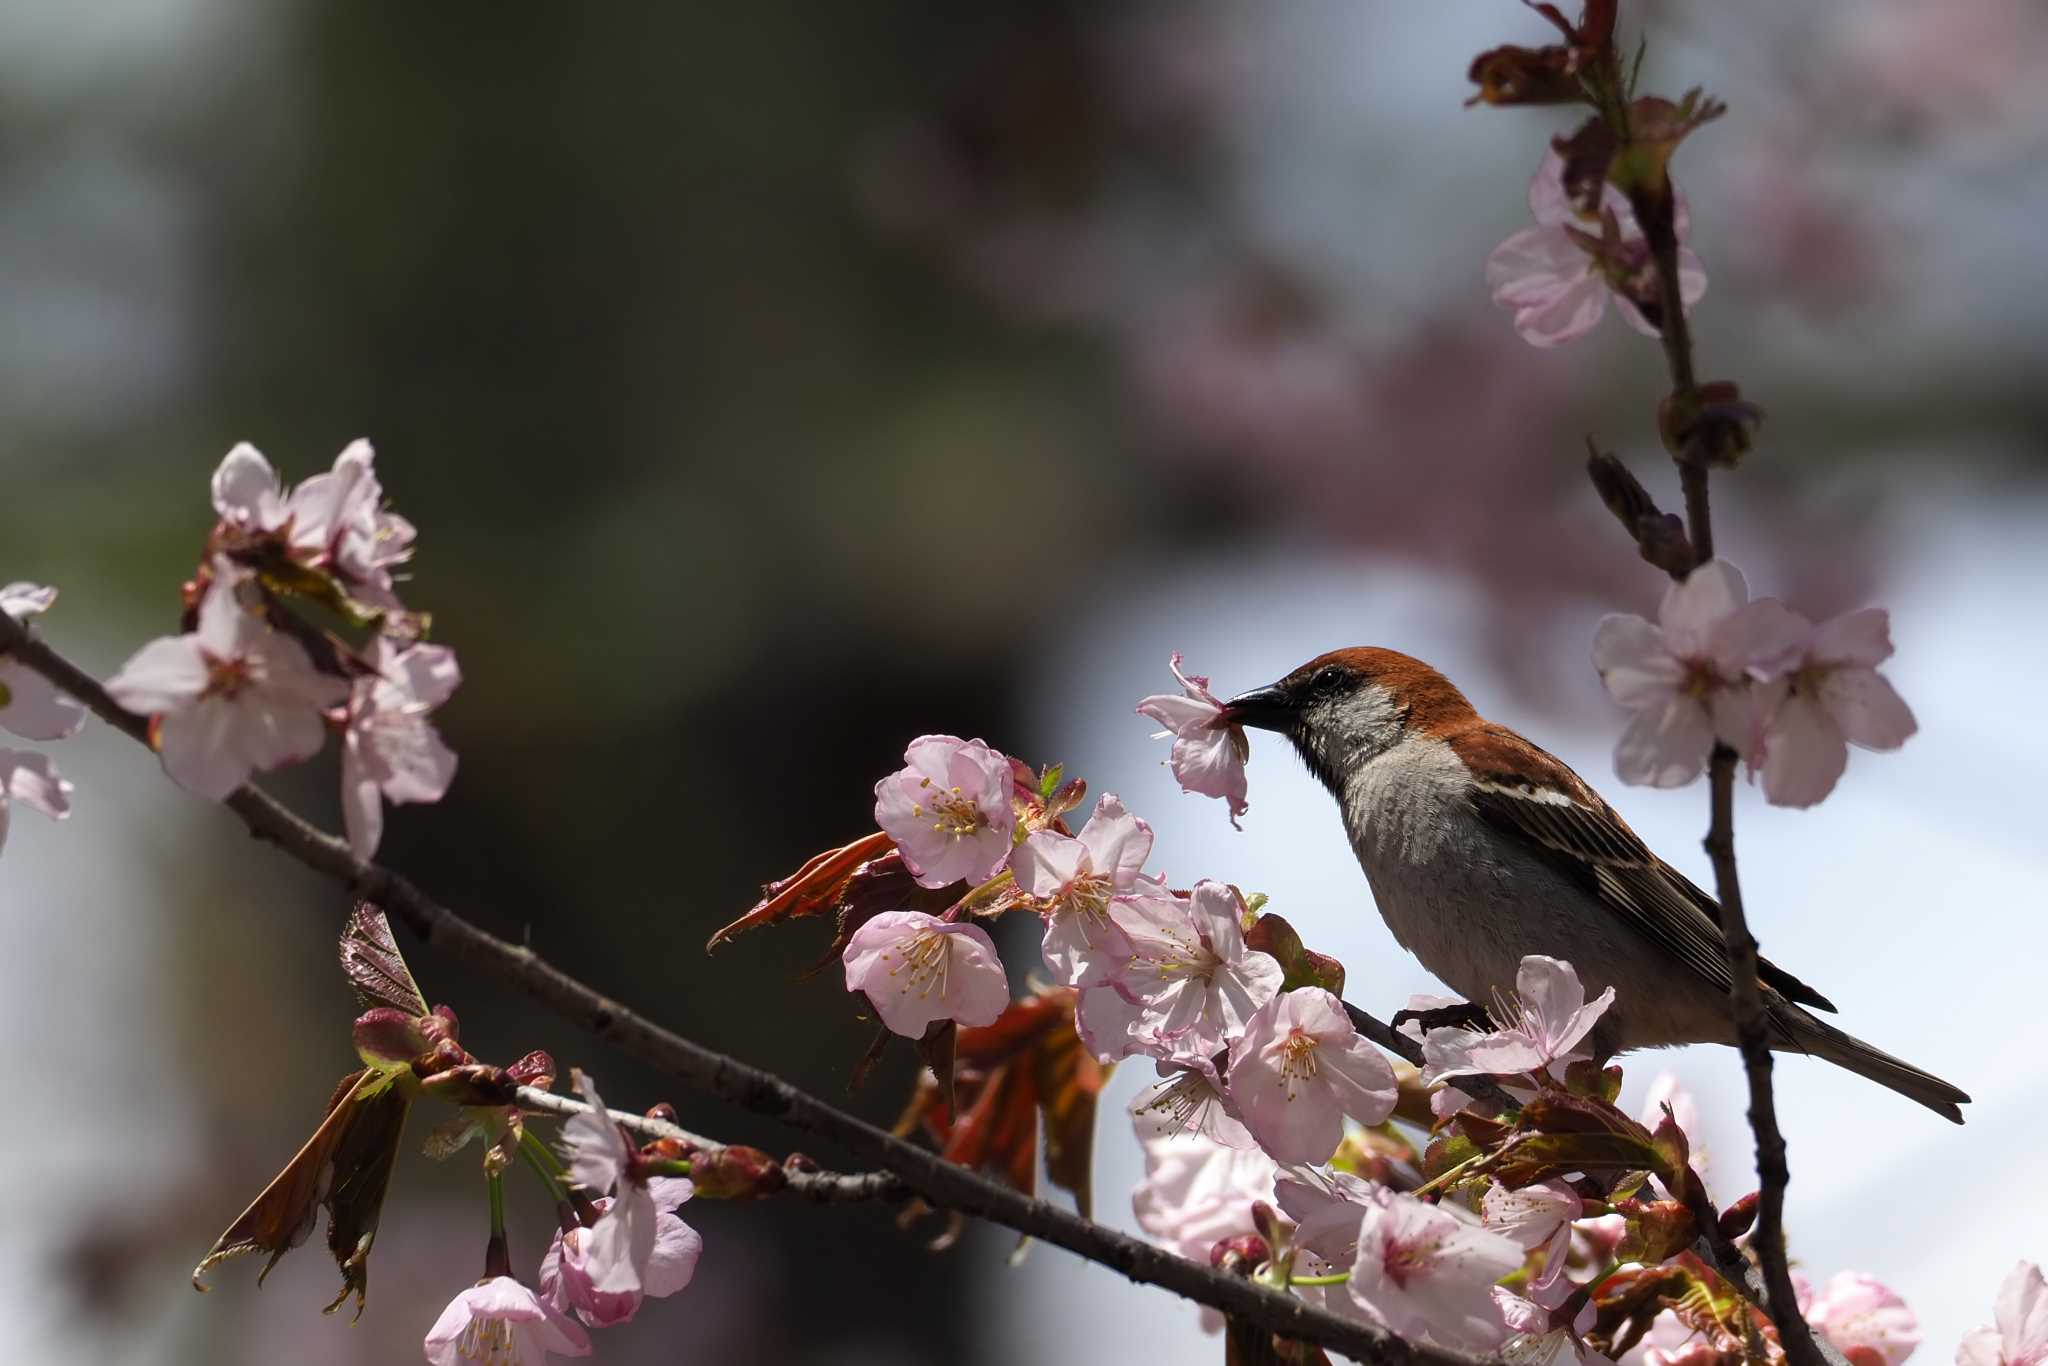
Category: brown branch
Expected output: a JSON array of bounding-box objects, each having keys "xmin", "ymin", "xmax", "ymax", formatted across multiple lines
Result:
[
  {"xmin": 0, "ymin": 610, "xmax": 1488, "ymax": 1366},
  {"xmin": 1627, "ymin": 151, "xmax": 1827, "ymax": 1366}
]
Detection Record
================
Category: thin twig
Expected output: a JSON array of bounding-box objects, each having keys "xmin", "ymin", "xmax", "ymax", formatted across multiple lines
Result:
[
  {"xmin": 513, "ymin": 1085, "xmax": 909, "ymax": 1204},
  {"xmin": 1635, "ymin": 158, "xmax": 1826, "ymax": 1366},
  {"xmin": 0, "ymin": 611, "xmax": 1486, "ymax": 1366}
]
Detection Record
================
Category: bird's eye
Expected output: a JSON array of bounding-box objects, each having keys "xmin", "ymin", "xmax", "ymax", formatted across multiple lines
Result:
[{"xmin": 1314, "ymin": 666, "xmax": 1340, "ymax": 689}]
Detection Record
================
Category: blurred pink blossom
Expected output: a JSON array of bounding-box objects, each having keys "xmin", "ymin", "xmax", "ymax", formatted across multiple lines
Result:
[
  {"xmin": 557, "ymin": 1074, "xmax": 658, "ymax": 1298},
  {"xmin": 1486, "ymin": 148, "xmax": 1706, "ymax": 348},
  {"xmin": 105, "ymin": 571, "xmax": 348, "ymax": 801},
  {"xmin": 539, "ymin": 1176, "xmax": 700, "ymax": 1329},
  {"xmin": 841, "ymin": 910, "xmax": 1010, "ymax": 1037},
  {"xmin": 212, "ymin": 440, "xmax": 416, "ymax": 608},
  {"xmin": 1958, "ymin": 1260, "xmax": 2048, "ymax": 1366},
  {"xmin": 872, "ymin": 735, "xmax": 1016, "ymax": 889},
  {"xmin": 1130, "ymin": 1126, "xmax": 1278, "ymax": 1265},
  {"xmin": 1808, "ymin": 1271, "xmax": 1921, "ymax": 1366},
  {"xmin": 1136, "ymin": 652, "xmax": 1250, "ymax": 826},
  {"xmin": 0, "ymin": 582, "xmax": 85, "ymax": 741},
  {"xmin": 1130, "ymin": 1054, "xmax": 1254, "ymax": 1148},
  {"xmin": 0, "ymin": 749, "xmax": 71, "ymax": 852},
  {"xmin": 1226, "ymin": 987, "xmax": 1397, "ymax": 1164}
]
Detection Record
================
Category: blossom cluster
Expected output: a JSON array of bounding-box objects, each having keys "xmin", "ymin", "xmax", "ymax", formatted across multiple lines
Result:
[
  {"xmin": 0, "ymin": 582, "xmax": 84, "ymax": 852},
  {"xmin": 100, "ymin": 441, "xmax": 459, "ymax": 856},
  {"xmin": 1594, "ymin": 559, "xmax": 1916, "ymax": 806}
]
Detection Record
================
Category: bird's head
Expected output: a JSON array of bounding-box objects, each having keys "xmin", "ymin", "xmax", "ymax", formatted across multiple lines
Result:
[{"xmin": 1222, "ymin": 647, "xmax": 1477, "ymax": 790}]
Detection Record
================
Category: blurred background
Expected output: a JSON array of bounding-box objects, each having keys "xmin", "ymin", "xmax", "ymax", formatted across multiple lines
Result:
[{"xmin": 3, "ymin": 0, "xmax": 2044, "ymax": 1360}]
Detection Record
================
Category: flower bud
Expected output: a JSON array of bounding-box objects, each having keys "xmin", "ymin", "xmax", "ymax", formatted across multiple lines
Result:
[
  {"xmin": 1466, "ymin": 45, "xmax": 1582, "ymax": 106},
  {"xmin": 1208, "ymin": 1233, "xmax": 1270, "ymax": 1275},
  {"xmin": 1717, "ymin": 1190, "xmax": 1759, "ymax": 1240},
  {"xmin": 420, "ymin": 1003, "xmax": 460, "ymax": 1047},
  {"xmin": 352, "ymin": 1007, "xmax": 431, "ymax": 1068},
  {"xmin": 417, "ymin": 1062, "xmax": 519, "ymax": 1107},
  {"xmin": 687, "ymin": 1144, "xmax": 786, "ymax": 1200},
  {"xmin": 504, "ymin": 1050, "xmax": 555, "ymax": 1089}
]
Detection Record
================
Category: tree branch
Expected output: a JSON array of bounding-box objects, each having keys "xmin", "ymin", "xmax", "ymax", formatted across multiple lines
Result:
[
  {"xmin": 0, "ymin": 610, "xmax": 1487, "ymax": 1366},
  {"xmin": 1629, "ymin": 166, "xmax": 1826, "ymax": 1366}
]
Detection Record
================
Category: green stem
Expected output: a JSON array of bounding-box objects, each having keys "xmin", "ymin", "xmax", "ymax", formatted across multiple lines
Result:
[
  {"xmin": 483, "ymin": 1171, "xmax": 512, "ymax": 1280},
  {"xmin": 1288, "ymin": 1271, "xmax": 1351, "ymax": 1288}
]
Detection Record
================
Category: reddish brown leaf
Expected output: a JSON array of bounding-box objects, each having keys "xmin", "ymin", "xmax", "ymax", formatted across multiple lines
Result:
[
  {"xmin": 899, "ymin": 989, "xmax": 1107, "ymax": 1216},
  {"xmin": 705, "ymin": 831, "xmax": 894, "ymax": 951}
]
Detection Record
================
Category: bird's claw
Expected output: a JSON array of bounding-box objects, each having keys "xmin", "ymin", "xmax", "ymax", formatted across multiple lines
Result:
[{"xmin": 1390, "ymin": 1002, "xmax": 1493, "ymax": 1035}]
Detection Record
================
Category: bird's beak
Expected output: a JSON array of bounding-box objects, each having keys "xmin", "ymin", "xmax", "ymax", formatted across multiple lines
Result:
[{"xmin": 1221, "ymin": 683, "xmax": 1296, "ymax": 733}]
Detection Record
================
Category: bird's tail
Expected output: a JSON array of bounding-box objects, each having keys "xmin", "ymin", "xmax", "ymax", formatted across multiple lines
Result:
[{"xmin": 1774, "ymin": 1009, "xmax": 1968, "ymax": 1123}]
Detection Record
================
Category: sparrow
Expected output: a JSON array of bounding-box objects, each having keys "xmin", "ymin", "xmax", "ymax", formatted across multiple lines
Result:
[{"xmin": 1222, "ymin": 646, "xmax": 1968, "ymax": 1122}]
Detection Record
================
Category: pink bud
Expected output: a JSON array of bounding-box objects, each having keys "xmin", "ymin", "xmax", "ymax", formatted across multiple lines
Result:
[{"xmin": 352, "ymin": 1007, "xmax": 431, "ymax": 1067}]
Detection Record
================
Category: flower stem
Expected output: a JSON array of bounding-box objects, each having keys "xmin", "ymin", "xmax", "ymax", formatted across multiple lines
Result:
[
  {"xmin": 483, "ymin": 1171, "xmax": 512, "ymax": 1280},
  {"xmin": 1287, "ymin": 1272, "xmax": 1351, "ymax": 1288}
]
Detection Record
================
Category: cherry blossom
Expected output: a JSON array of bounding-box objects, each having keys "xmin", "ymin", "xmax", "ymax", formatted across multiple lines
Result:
[
  {"xmin": 341, "ymin": 638, "xmax": 461, "ymax": 858},
  {"xmin": 1482, "ymin": 1179, "xmax": 1582, "ymax": 1292},
  {"xmin": 1130, "ymin": 1126, "xmax": 1278, "ymax": 1264},
  {"xmin": 1958, "ymin": 1261, "xmax": 2048, "ymax": 1366},
  {"xmin": 1136, "ymin": 652, "xmax": 1250, "ymax": 827},
  {"xmin": 1495, "ymin": 1286, "xmax": 1605, "ymax": 1366},
  {"xmin": 1226, "ymin": 988, "xmax": 1398, "ymax": 1164},
  {"xmin": 1274, "ymin": 1165, "xmax": 1379, "ymax": 1304},
  {"xmin": 423, "ymin": 1276, "xmax": 591, "ymax": 1365},
  {"xmin": 0, "ymin": 749, "xmax": 72, "ymax": 852},
  {"xmin": 1130, "ymin": 1054, "xmax": 1255, "ymax": 1148},
  {"xmin": 0, "ymin": 583, "xmax": 86, "ymax": 742},
  {"xmin": 841, "ymin": 909, "xmax": 1010, "ymax": 1037},
  {"xmin": 211, "ymin": 440, "xmax": 416, "ymax": 607},
  {"xmin": 1750, "ymin": 607, "xmax": 1917, "ymax": 808},
  {"xmin": 105, "ymin": 572, "xmax": 349, "ymax": 801},
  {"xmin": 1012, "ymin": 792, "xmax": 1152, "ymax": 986},
  {"xmin": 872, "ymin": 735, "xmax": 1015, "ymax": 889},
  {"xmin": 1422, "ymin": 956, "xmax": 1615, "ymax": 1086},
  {"xmin": 1807, "ymin": 1271, "xmax": 1920, "ymax": 1366},
  {"xmin": 1346, "ymin": 1185, "xmax": 1522, "ymax": 1351},
  {"xmin": 1640, "ymin": 1072, "xmax": 1706, "ymax": 1184},
  {"xmin": 539, "ymin": 1178, "xmax": 701, "ymax": 1328},
  {"xmin": 1485, "ymin": 146, "xmax": 1707, "ymax": 348},
  {"xmin": 1592, "ymin": 559, "xmax": 1801, "ymax": 789},
  {"xmin": 1082, "ymin": 882, "xmax": 1282, "ymax": 1062},
  {"xmin": 557, "ymin": 1073, "xmax": 658, "ymax": 1296}
]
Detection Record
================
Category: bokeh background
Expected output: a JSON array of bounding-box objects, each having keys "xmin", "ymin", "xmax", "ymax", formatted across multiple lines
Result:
[{"xmin": 3, "ymin": 1, "xmax": 2044, "ymax": 1361}]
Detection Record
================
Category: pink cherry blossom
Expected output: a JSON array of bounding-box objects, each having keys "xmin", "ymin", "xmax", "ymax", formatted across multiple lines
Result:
[
  {"xmin": 872, "ymin": 735, "xmax": 1015, "ymax": 889},
  {"xmin": 841, "ymin": 909, "xmax": 1009, "ymax": 1037},
  {"xmin": 1958, "ymin": 1261, "xmax": 2048, "ymax": 1366},
  {"xmin": 0, "ymin": 749, "xmax": 72, "ymax": 852},
  {"xmin": 1495, "ymin": 1286, "xmax": 1606, "ymax": 1366},
  {"xmin": 1422, "ymin": 956, "xmax": 1615, "ymax": 1085},
  {"xmin": 211, "ymin": 440, "xmax": 416, "ymax": 607},
  {"xmin": 423, "ymin": 1276, "xmax": 591, "ymax": 1365},
  {"xmin": 1012, "ymin": 792, "xmax": 1152, "ymax": 986},
  {"xmin": 1136, "ymin": 652, "xmax": 1250, "ymax": 827},
  {"xmin": 1130, "ymin": 1054, "xmax": 1255, "ymax": 1148},
  {"xmin": 1807, "ymin": 1271, "xmax": 1920, "ymax": 1366},
  {"xmin": 1084, "ymin": 882, "xmax": 1283, "ymax": 1063},
  {"xmin": 557, "ymin": 1073, "xmax": 659, "ymax": 1296},
  {"xmin": 105, "ymin": 572, "xmax": 349, "ymax": 801},
  {"xmin": 0, "ymin": 583, "xmax": 85, "ymax": 742},
  {"xmin": 1346, "ymin": 1185, "xmax": 1522, "ymax": 1351},
  {"xmin": 1640, "ymin": 1072, "xmax": 1707, "ymax": 1185},
  {"xmin": 1274, "ymin": 1166, "xmax": 1376, "ymax": 1267},
  {"xmin": 1483, "ymin": 1179, "xmax": 1582, "ymax": 1292},
  {"xmin": 341, "ymin": 638, "xmax": 461, "ymax": 858},
  {"xmin": 1751, "ymin": 607, "xmax": 1917, "ymax": 808},
  {"xmin": 1131, "ymin": 1126, "xmax": 1277, "ymax": 1264},
  {"xmin": 539, "ymin": 1177, "xmax": 701, "ymax": 1328},
  {"xmin": 1592, "ymin": 560, "xmax": 1802, "ymax": 789},
  {"xmin": 1226, "ymin": 988, "xmax": 1398, "ymax": 1164},
  {"xmin": 1486, "ymin": 147, "xmax": 1707, "ymax": 348}
]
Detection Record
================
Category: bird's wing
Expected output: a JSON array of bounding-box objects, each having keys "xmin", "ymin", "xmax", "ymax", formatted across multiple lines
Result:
[{"xmin": 1449, "ymin": 725, "xmax": 1837, "ymax": 1014}]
